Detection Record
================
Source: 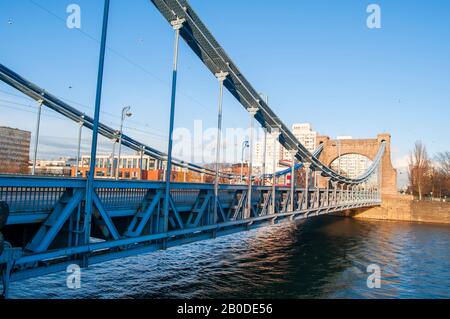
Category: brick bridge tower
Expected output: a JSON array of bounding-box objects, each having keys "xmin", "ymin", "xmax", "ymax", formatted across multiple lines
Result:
[{"xmin": 316, "ymin": 133, "xmax": 397, "ymax": 196}]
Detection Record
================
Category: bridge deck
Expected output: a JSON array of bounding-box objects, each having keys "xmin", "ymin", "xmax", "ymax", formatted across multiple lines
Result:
[{"xmin": 0, "ymin": 175, "xmax": 380, "ymax": 293}]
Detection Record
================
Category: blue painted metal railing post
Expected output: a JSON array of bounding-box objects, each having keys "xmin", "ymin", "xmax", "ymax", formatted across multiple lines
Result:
[
  {"xmin": 289, "ymin": 150, "xmax": 297, "ymax": 211},
  {"xmin": 84, "ymin": 0, "xmax": 110, "ymax": 258},
  {"xmin": 162, "ymin": 18, "xmax": 185, "ymax": 240},
  {"xmin": 325, "ymin": 177, "xmax": 331, "ymax": 206},
  {"xmin": 304, "ymin": 163, "xmax": 311, "ymax": 210},
  {"xmin": 332, "ymin": 181, "xmax": 338, "ymax": 206}
]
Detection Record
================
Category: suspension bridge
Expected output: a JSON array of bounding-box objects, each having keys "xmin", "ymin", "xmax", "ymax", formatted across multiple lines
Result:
[{"xmin": 0, "ymin": 0, "xmax": 393, "ymax": 298}]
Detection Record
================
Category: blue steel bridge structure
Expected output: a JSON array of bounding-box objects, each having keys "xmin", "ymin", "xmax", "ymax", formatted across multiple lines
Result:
[{"xmin": 0, "ymin": 0, "xmax": 386, "ymax": 298}]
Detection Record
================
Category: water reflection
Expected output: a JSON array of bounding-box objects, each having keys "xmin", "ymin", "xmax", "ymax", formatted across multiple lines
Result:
[{"xmin": 10, "ymin": 217, "xmax": 450, "ymax": 299}]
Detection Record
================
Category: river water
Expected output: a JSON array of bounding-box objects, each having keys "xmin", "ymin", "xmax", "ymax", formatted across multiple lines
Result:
[{"xmin": 9, "ymin": 217, "xmax": 450, "ymax": 299}]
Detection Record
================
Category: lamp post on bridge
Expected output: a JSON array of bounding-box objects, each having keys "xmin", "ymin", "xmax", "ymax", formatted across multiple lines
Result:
[
  {"xmin": 110, "ymin": 131, "xmax": 118, "ymax": 178},
  {"xmin": 116, "ymin": 106, "xmax": 132, "ymax": 180},
  {"xmin": 75, "ymin": 114, "xmax": 85, "ymax": 178},
  {"xmin": 140, "ymin": 146, "xmax": 145, "ymax": 180},
  {"xmin": 31, "ymin": 99, "xmax": 44, "ymax": 176},
  {"xmin": 240, "ymin": 140, "xmax": 249, "ymax": 184}
]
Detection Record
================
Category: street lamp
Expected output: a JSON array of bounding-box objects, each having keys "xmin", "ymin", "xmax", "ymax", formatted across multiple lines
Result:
[
  {"xmin": 240, "ymin": 140, "xmax": 249, "ymax": 184},
  {"xmin": 75, "ymin": 114, "xmax": 85, "ymax": 178},
  {"xmin": 110, "ymin": 130, "xmax": 119, "ymax": 177},
  {"xmin": 31, "ymin": 99, "xmax": 44, "ymax": 175},
  {"xmin": 116, "ymin": 106, "xmax": 132, "ymax": 180}
]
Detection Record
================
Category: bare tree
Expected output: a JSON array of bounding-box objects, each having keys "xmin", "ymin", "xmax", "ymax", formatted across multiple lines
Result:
[
  {"xmin": 408, "ymin": 141, "xmax": 429, "ymax": 200},
  {"xmin": 435, "ymin": 152, "xmax": 450, "ymax": 198},
  {"xmin": 435, "ymin": 152, "xmax": 450, "ymax": 177}
]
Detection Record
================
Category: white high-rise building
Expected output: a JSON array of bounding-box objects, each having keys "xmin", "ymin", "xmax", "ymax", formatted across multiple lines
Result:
[
  {"xmin": 331, "ymin": 136, "xmax": 375, "ymax": 184},
  {"xmin": 282, "ymin": 123, "xmax": 318, "ymax": 161},
  {"xmin": 330, "ymin": 153, "xmax": 371, "ymax": 179},
  {"xmin": 253, "ymin": 123, "xmax": 318, "ymax": 175},
  {"xmin": 253, "ymin": 130, "xmax": 284, "ymax": 175}
]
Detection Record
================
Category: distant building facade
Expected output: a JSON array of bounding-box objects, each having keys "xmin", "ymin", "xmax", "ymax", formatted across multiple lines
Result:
[
  {"xmin": 74, "ymin": 154, "xmax": 164, "ymax": 180},
  {"xmin": 0, "ymin": 126, "xmax": 31, "ymax": 174},
  {"xmin": 31, "ymin": 158, "xmax": 76, "ymax": 176},
  {"xmin": 330, "ymin": 153, "xmax": 372, "ymax": 179},
  {"xmin": 253, "ymin": 123, "xmax": 318, "ymax": 175},
  {"xmin": 329, "ymin": 136, "xmax": 373, "ymax": 179},
  {"xmin": 253, "ymin": 132, "xmax": 284, "ymax": 175},
  {"xmin": 284, "ymin": 123, "xmax": 318, "ymax": 157}
]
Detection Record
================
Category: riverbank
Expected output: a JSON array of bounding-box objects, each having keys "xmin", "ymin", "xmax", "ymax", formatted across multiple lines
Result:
[{"xmin": 342, "ymin": 195, "xmax": 450, "ymax": 225}]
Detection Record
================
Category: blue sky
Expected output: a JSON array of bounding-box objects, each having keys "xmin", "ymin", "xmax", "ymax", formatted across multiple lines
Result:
[{"xmin": 0, "ymin": 0, "xmax": 449, "ymax": 176}]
